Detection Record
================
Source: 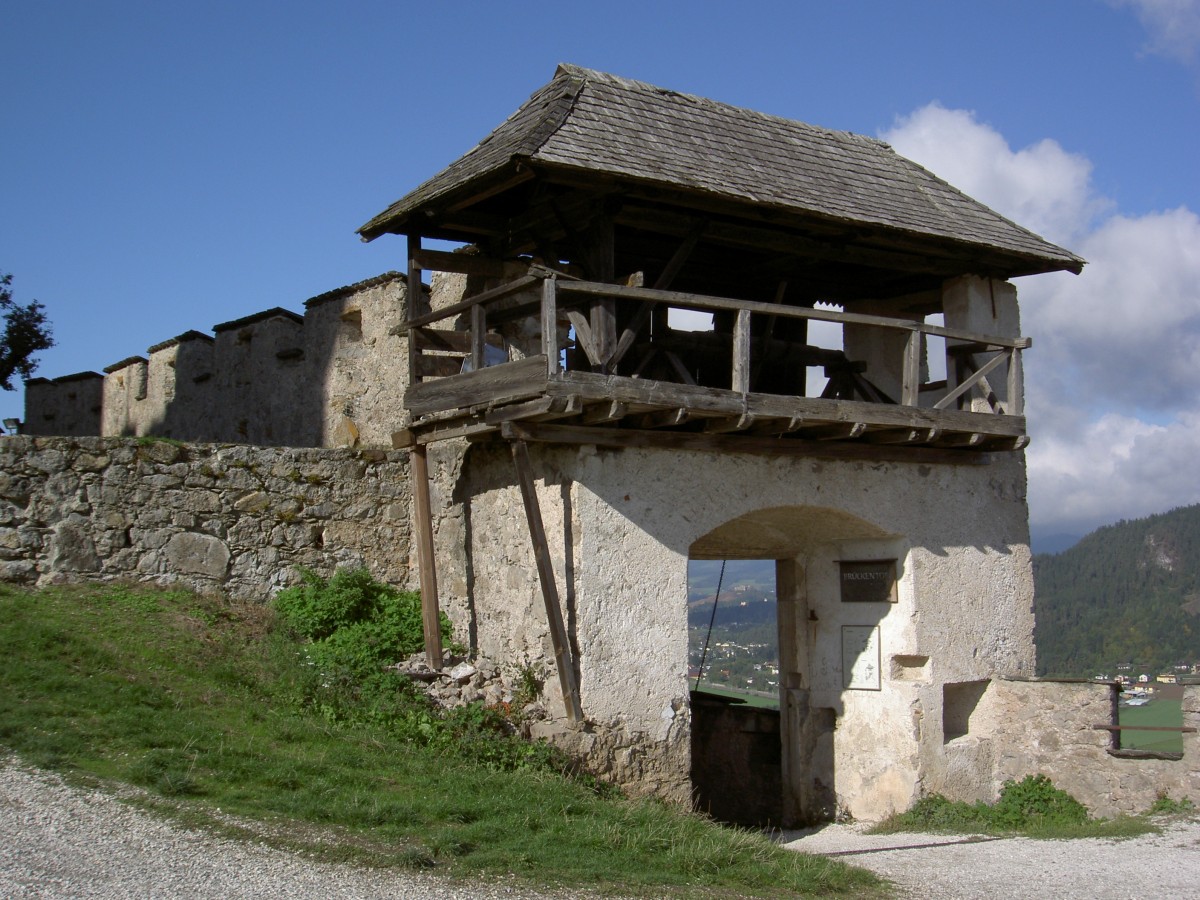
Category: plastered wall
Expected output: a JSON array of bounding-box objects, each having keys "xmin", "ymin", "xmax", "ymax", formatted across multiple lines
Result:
[{"xmin": 427, "ymin": 437, "xmax": 1036, "ymax": 816}]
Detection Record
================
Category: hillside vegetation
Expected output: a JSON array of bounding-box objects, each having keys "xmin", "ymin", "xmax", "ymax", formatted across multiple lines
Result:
[
  {"xmin": 0, "ymin": 580, "xmax": 880, "ymax": 898},
  {"xmin": 1034, "ymin": 504, "xmax": 1200, "ymax": 677}
]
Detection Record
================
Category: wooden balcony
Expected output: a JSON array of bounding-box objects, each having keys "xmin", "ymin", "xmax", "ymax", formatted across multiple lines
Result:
[{"xmin": 397, "ymin": 266, "xmax": 1029, "ymax": 464}]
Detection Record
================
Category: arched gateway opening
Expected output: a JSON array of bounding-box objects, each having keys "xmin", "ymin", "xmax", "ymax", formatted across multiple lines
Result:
[{"xmin": 688, "ymin": 505, "xmax": 897, "ymax": 827}]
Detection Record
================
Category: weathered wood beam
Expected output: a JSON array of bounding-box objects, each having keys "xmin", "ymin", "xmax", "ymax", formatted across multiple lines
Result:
[
  {"xmin": 542, "ymin": 278, "xmax": 561, "ymax": 377},
  {"xmin": 413, "ymin": 328, "xmax": 503, "ymax": 354},
  {"xmin": 413, "ymin": 421, "xmax": 499, "ymax": 445},
  {"xmin": 982, "ymin": 435, "xmax": 1030, "ymax": 452},
  {"xmin": 407, "ymin": 234, "xmax": 422, "ymax": 385},
  {"xmin": 749, "ymin": 415, "xmax": 805, "ymax": 436},
  {"xmin": 664, "ymin": 351, "xmax": 697, "ymax": 386},
  {"xmin": 411, "ymin": 248, "xmax": 528, "ymax": 280},
  {"xmin": 581, "ymin": 401, "xmax": 628, "ymax": 425},
  {"xmin": 565, "ymin": 310, "xmax": 599, "ymax": 366},
  {"xmin": 485, "ymin": 395, "xmax": 582, "ymax": 425},
  {"xmin": 1006, "ymin": 348, "xmax": 1024, "ymax": 417},
  {"xmin": 557, "ymin": 280, "xmax": 1032, "ymax": 349},
  {"xmin": 637, "ymin": 407, "xmax": 690, "ymax": 429},
  {"xmin": 800, "ymin": 422, "xmax": 867, "ymax": 441},
  {"xmin": 501, "ymin": 421, "xmax": 991, "ymax": 467},
  {"xmin": 405, "ymin": 354, "xmax": 548, "ymax": 416},
  {"xmin": 543, "ymin": 371, "xmax": 1028, "ymax": 437},
  {"xmin": 470, "ymin": 304, "xmax": 487, "ymax": 371},
  {"xmin": 704, "ymin": 413, "xmax": 756, "ymax": 434},
  {"xmin": 933, "ymin": 350, "xmax": 1009, "ymax": 410},
  {"xmin": 864, "ymin": 427, "xmax": 940, "ymax": 445},
  {"xmin": 410, "ymin": 444, "xmax": 443, "ymax": 669},
  {"xmin": 731, "ymin": 308, "xmax": 752, "ymax": 394},
  {"xmin": 901, "ymin": 331, "xmax": 922, "ymax": 406},
  {"xmin": 399, "ymin": 275, "xmax": 540, "ymax": 331},
  {"xmin": 935, "ymin": 432, "xmax": 985, "ymax": 448},
  {"xmin": 511, "ymin": 440, "xmax": 583, "ymax": 724}
]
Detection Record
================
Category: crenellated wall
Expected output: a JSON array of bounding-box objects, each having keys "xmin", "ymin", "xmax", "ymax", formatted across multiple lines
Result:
[{"xmin": 24, "ymin": 272, "xmax": 413, "ymax": 448}]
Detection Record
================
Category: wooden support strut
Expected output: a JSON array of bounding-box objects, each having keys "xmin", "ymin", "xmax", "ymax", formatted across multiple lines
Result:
[
  {"xmin": 410, "ymin": 444, "xmax": 443, "ymax": 670},
  {"xmin": 510, "ymin": 440, "xmax": 584, "ymax": 723}
]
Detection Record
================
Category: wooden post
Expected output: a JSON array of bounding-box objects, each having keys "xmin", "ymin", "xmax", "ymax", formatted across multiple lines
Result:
[
  {"xmin": 470, "ymin": 303, "xmax": 486, "ymax": 371},
  {"xmin": 511, "ymin": 440, "xmax": 583, "ymax": 723},
  {"xmin": 776, "ymin": 558, "xmax": 810, "ymax": 826},
  {"xmin": 541, "ymin": 277, "xmax": 560, "ymax": 376},
  {"xmin": 410, "ymin": 444, "xmax": 443, "ymax": 670},
  {"xmin": 1006, "ymin": 347, "xmax": 1024, "ymax": 416},
  {"xmin": 732, "ymin": 308, "xmax": 752, "ymax": 393},
  {"xmin": 588, "ymin": 215, "xmax": 616, "ymax": 371},
  {"xmin": 901, "ymin": 330, "xmax": 922, "ymax": 406},
  {"xmin": 407, "ymin": 233, "xmax": 422, "ymax": 386}
]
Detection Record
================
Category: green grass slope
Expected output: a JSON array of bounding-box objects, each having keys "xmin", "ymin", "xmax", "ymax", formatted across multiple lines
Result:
[{"xmin": 0, "ymin": 582, "xmax": 882, "ymax": 898}]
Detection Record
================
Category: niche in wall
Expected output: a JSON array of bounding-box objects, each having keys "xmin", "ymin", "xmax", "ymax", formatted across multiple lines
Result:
[{"xmin": 942, "ymin": 680, "xmax": 989, "ymax": 743}]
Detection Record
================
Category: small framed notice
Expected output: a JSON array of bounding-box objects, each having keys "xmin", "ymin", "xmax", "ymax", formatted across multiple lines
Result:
[
  {"xmin": 842, "ymin": 625, "xmax": 881, "ymax": 691},
  {"xmin": 839, "ymin": 559, "xmax": 897, "ymax": 604}
]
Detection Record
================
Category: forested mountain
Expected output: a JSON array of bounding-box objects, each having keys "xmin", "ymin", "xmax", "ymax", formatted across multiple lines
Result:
[{"xmin": 1034, "ymin": 504, "xmax": 1200, "ymax": 677}]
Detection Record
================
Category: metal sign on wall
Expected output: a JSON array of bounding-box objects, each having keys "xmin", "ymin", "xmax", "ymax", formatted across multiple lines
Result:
[{"xmin": 839, "ymin": 559, "xmax": 897, "ymax": 604}]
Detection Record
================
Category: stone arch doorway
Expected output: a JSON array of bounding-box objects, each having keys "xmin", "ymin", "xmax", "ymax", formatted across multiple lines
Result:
[{"xmin": 688, "ymin": 505, "xmax": 895, "ymax": 827}]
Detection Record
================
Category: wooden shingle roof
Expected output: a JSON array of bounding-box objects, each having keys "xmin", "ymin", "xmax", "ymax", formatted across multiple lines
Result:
[{"xmin": 359, "ymin": 64, "xmax": 1083, "ymax": 276}]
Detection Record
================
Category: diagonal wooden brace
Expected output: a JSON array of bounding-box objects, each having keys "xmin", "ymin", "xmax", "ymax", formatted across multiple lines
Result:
[{"xmin": 510, "ymin": 440, "xmax": 583, "ymax": 723}]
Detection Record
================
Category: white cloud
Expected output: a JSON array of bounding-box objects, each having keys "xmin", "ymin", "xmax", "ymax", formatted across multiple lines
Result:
[
  {"xmin": 1024, "ymin": 208, "xmax": 1200, "ymax": 414},
  {"xmin": 883, "ymin": 104, "xmax": 1200, "ymax": 538},
  {"xmin": 881, "ymin": 104, "xmax": 1107, "ymax": 245},
  {"xmin": 1024, "ymin": 409, "xmax": 1200, "ymax": 535},
  {"xmin": 1114, "ymin": 0, "xmax": 1200, "ymax": 64}
]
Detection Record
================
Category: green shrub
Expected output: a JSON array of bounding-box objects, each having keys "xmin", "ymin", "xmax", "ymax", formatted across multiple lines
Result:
[
  {"xmin": 276, "ymin": 568, "xmax": 398, "ymax": 642},
  {"xmin": 992, "ymin": 774, "xmax": 1088, "ymax": 828},
  {"xmin": 272, "ymin": 569, "xmax": 575, "ymax": 779},
  {"xmin": 1148, "ymin": 793, "xmax": 1195, "ymax": 815},
  {"xmin": 871, "ymin": 774, "xmax": 1148, "ymax": 838}
]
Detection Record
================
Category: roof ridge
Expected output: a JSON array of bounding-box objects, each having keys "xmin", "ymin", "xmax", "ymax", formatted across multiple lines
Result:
[{"xmin": 514, "ymin": 65, "xmax": 587, "ymax": 159}]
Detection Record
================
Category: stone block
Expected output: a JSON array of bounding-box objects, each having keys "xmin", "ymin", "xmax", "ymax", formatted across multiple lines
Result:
[
  {"xmin": 47, "ymin": 522, "xmax": 100, "ymax": 572},
  {"xmin": 164, "ymin": 532, "xmax": 230, "ymax": 577}
]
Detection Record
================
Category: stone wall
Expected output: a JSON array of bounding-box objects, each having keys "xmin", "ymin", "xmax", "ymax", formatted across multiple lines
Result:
[
  {"xmin": 23, "ymin": 273, "xmax": 413, "ymax": 448},
  {"xmin": 23, "ymin": 373, "xmax": 103, "ymax": 436},
  {"xmin": 0, "ymin": 436, "xmax": 411, "ymax": 602},
  {"xmin": 950, "ymin": 679, "xmax": 1200, "ymax": 818}
]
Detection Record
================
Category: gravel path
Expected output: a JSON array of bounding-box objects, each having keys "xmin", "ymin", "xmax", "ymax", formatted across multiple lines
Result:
[
  {"xmin": 0, "ymin": 758, "xmax": 584, "ymax": 899},
  {"xmin": 781, "ymin": 820, "xmax": 1200, "ymax": 898},
  {"xmin": 7, "ymin": 754, "xmax": 1200, "ymax": 899}
]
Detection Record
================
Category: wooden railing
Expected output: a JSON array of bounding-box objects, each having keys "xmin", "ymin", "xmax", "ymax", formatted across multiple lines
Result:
[{"xmin": 402, "ymin": 269, "xmax": 1029, "ymax": 417}]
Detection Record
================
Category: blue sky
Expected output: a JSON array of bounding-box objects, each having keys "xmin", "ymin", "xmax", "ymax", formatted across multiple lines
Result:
[{"xmin": 3, "ymin": 0, "xmax": 1198, "ymax": 545}]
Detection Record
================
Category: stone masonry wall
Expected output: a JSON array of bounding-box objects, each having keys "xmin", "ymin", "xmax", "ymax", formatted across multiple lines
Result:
[
  {"xmin": 0, "ymin": 436, "xmax": 411, "ymax": 602},
  {"xmin": 985, "ymin": 680, "xmax": 1200, "ymax": 817},
  {"xmin": 23, "ymin": 272, "xmax": 412, "ymax": 448},
  {"xmin": 23, "ymin": 373, "xmax": 104, "ymax": 436}
]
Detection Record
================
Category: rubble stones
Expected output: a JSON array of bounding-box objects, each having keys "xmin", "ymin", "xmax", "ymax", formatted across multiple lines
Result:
[{"xmin": 397, "ymin": 654, "xmax": 514, "ymax": 711}]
